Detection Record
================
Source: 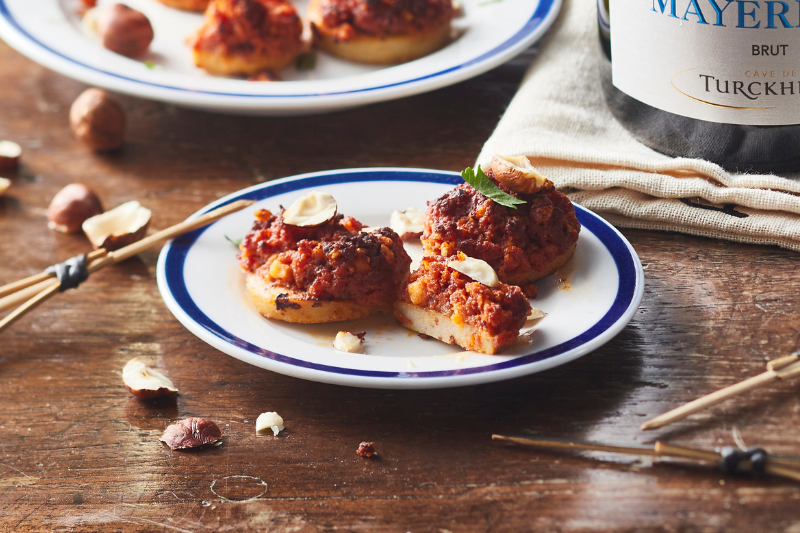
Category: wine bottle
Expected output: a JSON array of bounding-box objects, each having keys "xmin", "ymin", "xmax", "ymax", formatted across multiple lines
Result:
[{"xmin": 598, "ymin": 0, "xmax": 800, "ymax": 173}]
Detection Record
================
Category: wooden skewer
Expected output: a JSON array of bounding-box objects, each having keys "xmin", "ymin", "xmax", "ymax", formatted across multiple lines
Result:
[
  {"xmin": 0, "ymin": 199, "xmax": 254, "ymax": 335},
  {"xmin": 0, "ymin": 249, "xmax": 107, "ymax": 299},
  {"xmin": 0, "ymin": 281, "xmax": 62, "ymax": 334},
  {"xmin": 0, "ymin": 278, "xmax": 61, "ymax": 313},
  {"xmin": 641, "ymin": 353, "xmax": 800, "ymax": 431},
  {"xmin": 493, "ymin": 434, "xmax": 800, "ymax": 483}
]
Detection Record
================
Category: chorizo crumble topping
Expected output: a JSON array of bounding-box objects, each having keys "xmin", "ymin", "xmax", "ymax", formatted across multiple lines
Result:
[
  {"xmin": 240, "ymin": 209, "xmax": 411, "ymax": 308},
  {"xmin": 192, "ymin": 0, "xmax": 302, "ymax": 59},
  {"xmin": 263, "ymin": 227, "xmax": 411, "ymax": 307},
  {"xmin": 400, "ymin": 254, "xmax": 531, "ymax": 345},
  {"xmin": 319, "ymin": 0, "xmax": 454, "ymax": 39},
  {"xmin": 422, "ymin": 168, "xmax": 580, "ymax": 282},
  {"xmin": 238, "ymin": 208, "xmax": 362, "ymax": 272}
]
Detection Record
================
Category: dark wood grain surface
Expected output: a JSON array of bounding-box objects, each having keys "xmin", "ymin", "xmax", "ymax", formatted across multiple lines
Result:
[{"xmin": 2, "ymin": 35, "xmax": 800, "ymax": 533}]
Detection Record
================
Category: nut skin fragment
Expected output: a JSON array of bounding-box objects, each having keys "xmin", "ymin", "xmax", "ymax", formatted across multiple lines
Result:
[
  {"xmin": 160, "ymin": 418, "xmax": 222, "ymax": 450},
  {"xmin": 47, "ymin": 184, "xmax": 104, "ymax": 234},
  {"xmin": 97, "ymin": 3, "xmax": 154, "ymax": 58},
  {"xmin": 357, "ymin": 441, "xmax": 376, "ymax": 458},
  {"xmin": 122, "ymin": 358, "xmax": 178, "ymax": 399},
  {"xmin": 490, "ymin": 154, "xmax": 549, "ymax": 195},
  {"xmin": 70, "ymin": 88, "xmax": 125, "ymax": 152}
]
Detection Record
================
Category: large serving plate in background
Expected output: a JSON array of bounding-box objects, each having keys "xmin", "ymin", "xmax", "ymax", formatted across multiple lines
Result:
[
  {"xmin": 0, "ymin": 0, "xmax": 560, "ymax": 115},
  {"xmin": 156, "ymin": 168, "xmax": 644, "ymax": 389}
]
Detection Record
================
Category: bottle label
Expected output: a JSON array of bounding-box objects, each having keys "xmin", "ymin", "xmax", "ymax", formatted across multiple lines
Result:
[{"xmin": 611, "ymin": 0, "xmax": 800, "ymax": 125}]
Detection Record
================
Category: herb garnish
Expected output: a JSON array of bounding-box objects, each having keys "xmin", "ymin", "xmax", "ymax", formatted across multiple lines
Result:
[
  {"xmin": 225, "ymin": 235, "xmax": 243, "ymax": 247},
  {"xmin": 461, "ymin": 166, "xmax": 526, "ymax": 209}
]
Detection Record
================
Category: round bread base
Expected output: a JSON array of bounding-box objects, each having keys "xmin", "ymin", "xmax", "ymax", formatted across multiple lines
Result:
[
  {"xmin": 501, "ymin": 242, "xmax": 578, "ymax": 285},
  {"xmin": 156, "ymin": 0, "xmax": 210, "ymax": 11},
  {"xmin": 393, "ymin": 301, "xmax": 512, "ymax": 355},
  {"xmin": 308, "ymin": 0, "xmax": 451, "ymax": 64},
  {"xmin": 246, "ymin": 272, "xmax": 391, "ymax": 323},
  {"xmin": 193, "ymin": 47, "xmax": 300, "ymax": 77}
]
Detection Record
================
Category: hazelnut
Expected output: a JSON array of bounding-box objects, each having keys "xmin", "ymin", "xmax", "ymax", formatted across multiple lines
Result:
[
  {"xmin": 70, "ymin": 88, "xmax": 125, "ymax": 151},
  {"xmin": 0, "ymin": 140, "xmax": 22, "ymax": 171},
  {"xmin": 97, "ymin": 4, "xmax": 154, "ymax": 58},
  {"xmin": 490, "ymin": 154, "xmax": 550, "ymax": 195},
  {"xmin": 122, "ymin": 358, "xmax": 178, "ymax": 399},
  {"xmin": 47, "ymin": 184, "xmax": 104, "ymax": 234}
]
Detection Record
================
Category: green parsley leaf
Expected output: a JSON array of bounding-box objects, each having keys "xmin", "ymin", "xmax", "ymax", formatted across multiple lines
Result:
[
  {"xmin": 144, "ymin": 61, "xmax": 156, "ymax": 69},
  {"xmin": 225, "ymin": 235, "xmax": 243, "ymax": 247},
  {"xmin": 461, "ymin": 166, "xmax": 526, "ymax": 209},
  {"xmin": 296, "ymin": 52, "xmax": 317, "ymax": 71}
]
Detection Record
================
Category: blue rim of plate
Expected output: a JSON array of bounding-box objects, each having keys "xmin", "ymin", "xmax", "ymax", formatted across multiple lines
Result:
[
  {"xmin": 158, "ymin": 169, "xmax": 643, "ymax": 383},
  {"xmin": 0, "ymin": 0, "xmax": 558, "ymax": 99}
]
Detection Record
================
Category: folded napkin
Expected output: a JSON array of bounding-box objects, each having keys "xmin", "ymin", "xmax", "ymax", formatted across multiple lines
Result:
[{"xmin": 476, "ymin": 0, "xmax": 800, "ymax": 251}]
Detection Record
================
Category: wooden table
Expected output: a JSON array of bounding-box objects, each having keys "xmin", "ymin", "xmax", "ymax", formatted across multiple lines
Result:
[{"xmin": 1, "ymin": 38, "xmax": 800, "ymax": 532}]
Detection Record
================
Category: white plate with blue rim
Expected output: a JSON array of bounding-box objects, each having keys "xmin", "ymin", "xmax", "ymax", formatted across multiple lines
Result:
[
  {"xmin": 156, "ymin": 168, "xmax": 645, "ymax": 389},
  {"xmin": 0, "ymin": 0, "xmax": 561, "ymax": 115}
]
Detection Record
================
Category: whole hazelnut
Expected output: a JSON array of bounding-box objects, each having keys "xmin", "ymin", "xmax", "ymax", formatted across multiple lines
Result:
[
  {"xmin": 48, "ymin": 184, "xmax": 104, "ymax": 233},
  {"xmin": 70, "ymin": 88, "xmax": 125, "ymax": 151},
  {"xmin": 97, "ymin": 4, "xmax": 154, "ymax": 58}
]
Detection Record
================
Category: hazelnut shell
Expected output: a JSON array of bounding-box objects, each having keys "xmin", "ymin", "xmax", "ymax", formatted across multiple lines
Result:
[
  {"xmin": 82, "ymin": 200, "xmax": 151, "ymax": 251},
  {"xmin": 490, "ymin": 154, "xmax": 549, "ymax": 195},
  {"xmin": 122, "ymin": 358, "xmax": 178, "ymax": 399}
]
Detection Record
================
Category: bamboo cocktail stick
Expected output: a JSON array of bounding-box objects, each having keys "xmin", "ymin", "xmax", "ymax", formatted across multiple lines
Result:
[
  {"xmin": 0, "ymin": 248, "xmax": 107, "ymax": 299},
  {"xmin": 493, "ymin": 434, "xmax": 800, "ymax": 483},
  {"xmin": 641, "ymin": 353, "xmax": 800, "ymax": 431},
  {"xmin": 0, "ymin": 278, "xmax": 61, "ymax": 313},
  {"xmin": 0, "ymin": 200, "xmax": 254, "ymax": 335}
]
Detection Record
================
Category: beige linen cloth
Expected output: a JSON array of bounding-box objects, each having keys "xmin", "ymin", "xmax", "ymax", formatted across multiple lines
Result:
[{"xmin": 476, "ymin": 0, "xmax": 800, "ymax": 251}]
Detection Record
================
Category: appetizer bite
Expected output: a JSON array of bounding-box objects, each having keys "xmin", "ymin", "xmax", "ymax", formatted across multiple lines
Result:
[
  {"xmin": 238, "ymin": 192, "xmax": 412, "ymax": 323},
  {"xmin": 191, "ymin": 0, "xmax": 304, "ymax": 76},
  {"xmin": 156, "ymin": 0, "xmax": 210, "ymax": 11},
  {"xmin": 394, "ymin": 253, "xmax": 532, "ymax": 355},
  {"xmin": 308, "ymin": 0, "xmax": 455, "ymax": 64},
  {"xmin": 422, "ymin": 155, "xmax": 581, "ymax": 286}
]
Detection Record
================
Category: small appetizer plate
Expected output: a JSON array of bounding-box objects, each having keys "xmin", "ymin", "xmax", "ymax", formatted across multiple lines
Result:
[
  {"xmin": 157, "ymin": 168, "xmax": 644, "ymax": 389},
  {"xmin": 0, "ymin": 0, "xmax": 560, "ymax": 115}
]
